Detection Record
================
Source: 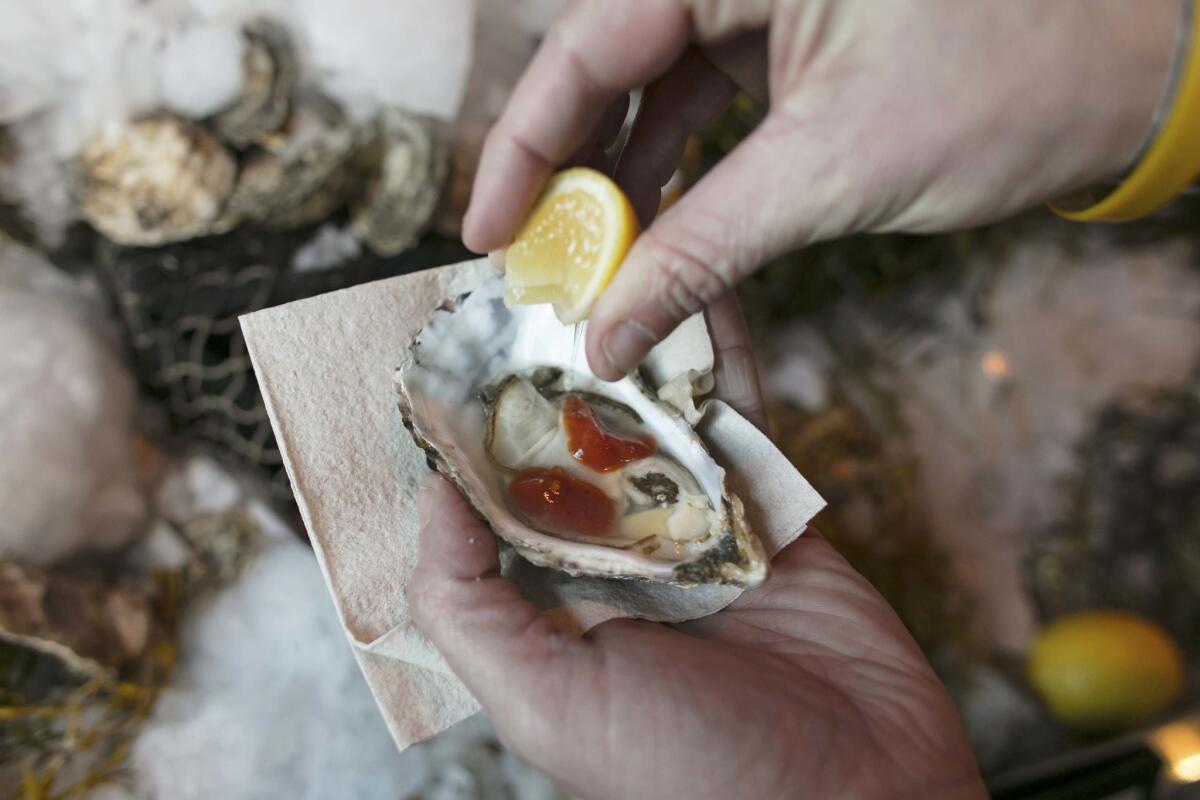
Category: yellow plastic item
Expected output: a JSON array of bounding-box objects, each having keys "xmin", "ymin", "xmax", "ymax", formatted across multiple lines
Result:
[
  {"xmin": 1054, "ymin": 8, "xmax": 1200, "ymax": 221},
  {"xmin": 1027, "ymin": 610, "xmax": 1184, "ymax": 734},
  {"xmin": 504, "ymin": 167, "xmax": 639, "ymax": 325}
]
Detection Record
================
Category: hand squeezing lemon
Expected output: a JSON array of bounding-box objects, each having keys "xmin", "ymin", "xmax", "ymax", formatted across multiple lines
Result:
[{"xmin": 503, "ymin": 168, "xmax": 639, "ymax": 324}]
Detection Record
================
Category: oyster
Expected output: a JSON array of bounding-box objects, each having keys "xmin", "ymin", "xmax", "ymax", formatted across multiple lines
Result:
[
  {"xmin": 79, "ymin": 115, "xmax": 236, "ymax": 246},
  {"xmin": 351, "ymin": 108, "xmax": 448, "ymax": 256},
  {"xmin": 213, "ymin": 18, "xmax": 296, "ymax": 148},
  {"xmin": 223, "ymin": 93, "xmax": 357, "ymax": 230},
  {"xmin": 395, "ymin": 276, "xmax": 767, "ymax": 587}
]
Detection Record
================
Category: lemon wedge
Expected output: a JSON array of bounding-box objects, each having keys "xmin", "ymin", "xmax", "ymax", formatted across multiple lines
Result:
[{"xmin": 504, "ymin": 167, "xmax": 639, "ymax": 324}]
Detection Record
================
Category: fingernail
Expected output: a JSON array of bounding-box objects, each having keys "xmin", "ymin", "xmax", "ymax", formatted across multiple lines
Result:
[
  {"xmin": 717, "ymin": 350, "xmax": 758, "ymax": 408},
  {"xmin": 461, "ymin": 204, "xmax": 482, "ymax": 252},
  {"xmin": 488, "ymin": 249, "xmax": 506, "ymax": 272},
  {"xmin": 602, "ymin": 319, "xmax": 656, "ymax": 376}
]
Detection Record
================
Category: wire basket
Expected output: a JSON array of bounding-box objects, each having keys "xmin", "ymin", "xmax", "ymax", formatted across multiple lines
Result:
[{"xmin": 95, "ymin": 224, "xmax": 469, "ymax": 502}]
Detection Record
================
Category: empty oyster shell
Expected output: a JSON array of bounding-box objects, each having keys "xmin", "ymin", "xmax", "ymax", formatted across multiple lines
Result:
[
  {"xmin": 79, "ymin": 115, "xmax": 236, "ymax": 246},
  {"xmin": 395, "ymin": 276, "xmax": 767, "ymax": 587}
]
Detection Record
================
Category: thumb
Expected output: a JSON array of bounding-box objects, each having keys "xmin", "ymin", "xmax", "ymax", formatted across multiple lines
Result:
[
  {"xmin": 585, "ymin": 114, "xmax": 852, "ymax": 379},
  {"xmin": 406, "ymin": 473, "xmax": 593, "ymax": 750}
]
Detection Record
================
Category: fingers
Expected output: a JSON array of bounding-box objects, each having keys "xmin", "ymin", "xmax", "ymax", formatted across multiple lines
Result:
[
  {"xmin": 407, "ymin": 474, "xmax": 592, "ymax": 741},
  {"xmin": 703, "ymin": 291, "xmax": 767, "ymax": 432},
  {"xmin": 596, "ymin": 94, "xmax": 633, "ymax": 157},
  {"xmin": 614, "ymin": 49, "xmax": 737, "ymax": 225},
  {"xmin": 586, "ymin": 120, "xmax": 803, "ymax": 380},
  {"xmin": 699, "ymin": 30, "xmax": 769, "ymax": 101},
  {"xmin": 462, "ymin": 0, "xmax": 691, "ymax": 252},
  {"xmin": 564, "ymin": 95, "xmax": 632, "ymax": 172}
]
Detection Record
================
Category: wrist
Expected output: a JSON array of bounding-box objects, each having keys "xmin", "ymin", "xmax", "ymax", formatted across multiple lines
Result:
[
  {"xmin": 1056, "ymin": 0, "xmax": 1200, "ymax": 219},
  {"xmin": 1079, "ymin": 1, "xmax": 1183, "ymax": 184},
  {"xmin": 1118, "ymin": 1, "xmax": 1194, "ymax": 174}
]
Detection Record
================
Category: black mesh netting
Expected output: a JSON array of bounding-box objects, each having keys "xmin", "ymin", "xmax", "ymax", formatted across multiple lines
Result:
[{"xmin": 94, "ymin": 224, "xmax": 470, "ymax": 502}]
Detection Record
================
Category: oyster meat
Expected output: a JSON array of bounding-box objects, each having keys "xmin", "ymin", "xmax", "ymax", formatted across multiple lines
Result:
[{"xmin": 396, "ymin": 276, "xmax": 767, "ymax": 587}]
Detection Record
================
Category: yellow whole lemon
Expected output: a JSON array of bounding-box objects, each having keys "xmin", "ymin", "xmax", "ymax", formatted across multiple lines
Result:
[{"xmin": 1028, "ymin": 610, "xmax": 1184, "ymax": 735}]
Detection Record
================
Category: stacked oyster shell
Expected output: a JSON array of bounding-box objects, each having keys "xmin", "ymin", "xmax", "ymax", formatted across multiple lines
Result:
[
  {"xmin": 76, "ymin": 18, "xmax": 448, "ymax": 255},
  {"xmin": 396, "ymin": 276, "xmax": 768, "ymax": 587},
  {"xmin": 79, "ymin": 116, "xmax": 237, "ymax": 247}
]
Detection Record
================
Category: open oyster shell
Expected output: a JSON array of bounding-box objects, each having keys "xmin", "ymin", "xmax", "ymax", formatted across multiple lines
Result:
[{"xmin": 395, "ymin": 276, "xmax": 767, "ymax": 587}]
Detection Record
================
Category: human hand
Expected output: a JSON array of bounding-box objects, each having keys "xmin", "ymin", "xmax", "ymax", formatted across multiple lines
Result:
[
  {"xmin": 408, "ymin": 474, "xmax": 985, "ymax": 799},
  {"xmin": 462, "ymin": 0, "xmax": 1178, "ymax": 379}
]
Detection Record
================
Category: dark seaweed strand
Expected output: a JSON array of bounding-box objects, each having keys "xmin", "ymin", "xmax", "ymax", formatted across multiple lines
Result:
[{"xmin": 671, "ymin": 500, "xmax": 750, "ymax": 585}]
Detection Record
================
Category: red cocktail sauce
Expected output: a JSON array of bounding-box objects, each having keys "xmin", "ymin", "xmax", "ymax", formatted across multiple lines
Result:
[
  {"xmin": 509, "ymin": 467, "xmax": 614, "ymax": 535},
  {"xmin": 562, "ymin": 395, "xmax": 656, "ymax": 472}
]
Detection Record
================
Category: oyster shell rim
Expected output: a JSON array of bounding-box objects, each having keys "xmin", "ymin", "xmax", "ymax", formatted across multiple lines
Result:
[{"xmin": 393, "ymin": 286, "xmax": 768, "ymax": 588}]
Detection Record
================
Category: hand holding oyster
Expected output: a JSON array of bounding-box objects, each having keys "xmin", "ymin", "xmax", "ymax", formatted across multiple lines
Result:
[{"xmin": 243, "ymin": 170, "xmax": 821, "ymax": 750}]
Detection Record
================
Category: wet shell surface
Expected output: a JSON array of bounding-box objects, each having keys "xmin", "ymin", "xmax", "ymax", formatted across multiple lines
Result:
[{"xmin": 395, "ymin": 276, "xmax": 767, "ymax": 587}]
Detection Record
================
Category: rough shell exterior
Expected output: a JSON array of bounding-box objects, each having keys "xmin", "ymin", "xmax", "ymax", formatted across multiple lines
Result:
[
  {"xmin": 79, "ymin": 115, "xmax": 236, "ymax": 246},
  {"xmin": 223, "ymin": 94, "xmax": 358, "ymax": 230},
  {"xmin": 352, "ymin": 109, "xmax": 447, "ymax": 256},
  {"xmin": 213, "ymin": 18, "xmax": 296, "ymax": 148}
]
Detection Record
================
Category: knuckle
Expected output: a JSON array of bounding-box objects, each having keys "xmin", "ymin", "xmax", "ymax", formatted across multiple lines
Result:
[
  {"xmin": 542, "ymin": 7, "xmax": 578, "ymax": 51},
  {"xmin": 480, "ymin": 124, "xmax": 517, "ymax": 168},
  {"xmin": 643, "ymin": 220, "xmax": 736, "ymax": 320},
  {"xmin": 547, "ymin": 22, "xmax": 608, "ymax": 101},
  {"xmin": 543, "ymin": 12, "xmax": 599, "ymax": 87}
]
